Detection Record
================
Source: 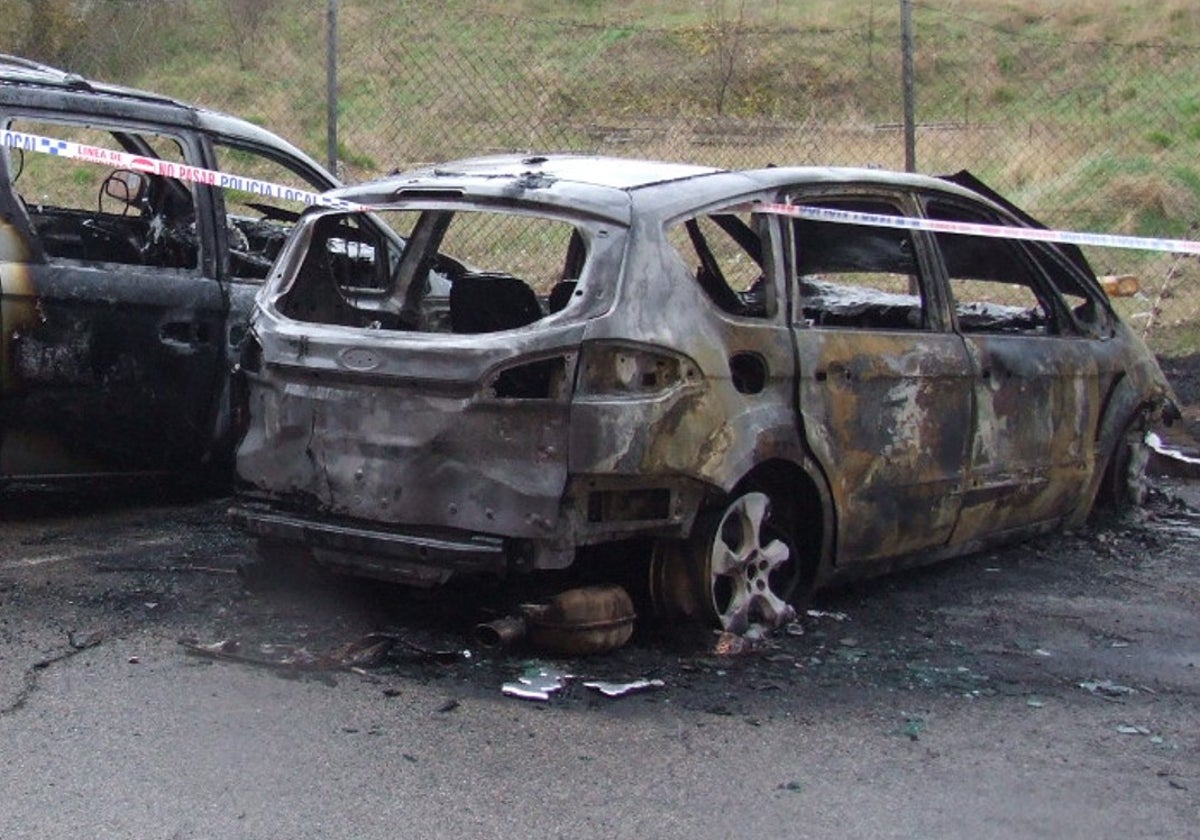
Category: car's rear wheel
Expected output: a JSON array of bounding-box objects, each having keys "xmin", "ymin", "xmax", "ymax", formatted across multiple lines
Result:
[{"xmin": 651, "ymin": 489, "xmax": 801, "ymax": 633}]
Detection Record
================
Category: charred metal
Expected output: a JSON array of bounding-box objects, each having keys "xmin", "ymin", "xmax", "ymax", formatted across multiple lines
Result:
[
  {"xmin": 0, "ymin": 55, "xmax": 339, "ymax": 482},
  {"xmin": 231, "ymin": 153, "xmax": 1178, "ymax": 636}
]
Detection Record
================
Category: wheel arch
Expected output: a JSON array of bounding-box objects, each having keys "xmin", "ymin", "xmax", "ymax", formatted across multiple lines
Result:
[
  {"xmin": 1082, "ymin": 373, "xmax": 1166, "ymax": 518},
  {"xmin": 727, "ymin": 456, "xmax": 835, "ymax": 592}
]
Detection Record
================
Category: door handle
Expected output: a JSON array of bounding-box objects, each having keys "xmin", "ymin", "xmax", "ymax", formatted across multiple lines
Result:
[
  {"xmin": 814, "ymin": 366, "xmax": 852, "ymax": 383},
  {"xmin": 160, "ymin": 321, "xmax": 211, "ymax": 345}
]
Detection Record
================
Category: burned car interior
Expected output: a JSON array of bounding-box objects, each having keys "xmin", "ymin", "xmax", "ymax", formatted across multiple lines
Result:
[
  {"xmin": 0, "ymin": 58, "xmax": 344, "ymax": 481},
  {"xmin": 791, "ymin": 195, "xmax": 1111, "ymax": 338},
  {"xmin": 277, "ymin": 204, "xmax": 778, "ymax": 334},
  {"xmin": 7, "ymin": 119, "xmax": 307, "ymax": 281},
  {"xmin": 10, "ymin": 121, "xmax": 200, "ymax": 270},
  {"xmin": 793, "ymin": 198, "xmax": 928, "ymax": 331},
  {"xmin": 278, "ymin": 207, "xmax": 592, "ymax": 334}
]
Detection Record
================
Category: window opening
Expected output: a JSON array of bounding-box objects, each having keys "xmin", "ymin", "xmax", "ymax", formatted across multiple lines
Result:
[
  {"xmin": 277, "ymin": 207, "xmax": 588, "ymax": 335},
  {"xmin": 212, "ymin": 140, "xmax": 333, "ymax": 281},
  {"xmin": 10, "ymin": 118, "xmax": 197, "ymax": 269},
  {"xmin": 927, "ymin": 200, "xmax": 1068, "ymax": 336},
  {"xmin": 666, "ymin": 210, "xmax": 769, "ymax": 317},
  {"xmin": 791, "ymin": 197, "xmax": 927, "ymax": 331}
]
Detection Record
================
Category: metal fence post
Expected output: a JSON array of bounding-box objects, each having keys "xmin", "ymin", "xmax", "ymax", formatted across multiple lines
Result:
[
  {"xmin": 900, "ymin": 0, "xmax": 916, "ymax": 172},
  {"xmin": 326, "ymin": 0, "xmax": 339, "ymax": 175}
]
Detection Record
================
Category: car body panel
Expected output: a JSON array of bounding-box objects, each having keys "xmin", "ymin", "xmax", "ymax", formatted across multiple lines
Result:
[
  {"xmin": 953, "ymin": 333, "xmax": 1104, "ymax": 540},
  {"xmin": 795, "ymin": 329, "xmax": 973, "ymax": 564},
  {"xmin": 231, "ymin": 153, "xmax": 1178, "ymax": 601}
]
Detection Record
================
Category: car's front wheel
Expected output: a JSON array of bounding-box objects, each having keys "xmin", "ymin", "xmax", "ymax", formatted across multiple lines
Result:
[{"xmin": 1101, "ymin": 415, "xmax": 1152, "ymax": 509}]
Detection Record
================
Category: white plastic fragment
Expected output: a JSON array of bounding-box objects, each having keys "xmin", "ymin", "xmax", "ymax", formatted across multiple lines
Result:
[
  {"xmin": 501, "ymin": 666, "xmax": 572, "ymax": 701},
  {"xmin": 1147, "ymin": 432, "xmax": 1200, "ymax": 465},
  {"xmin": 582, "ymin": 679, "xmax": 665, "ymax": 698},
  {"xmin": 805, "ymin": 610, "xmax": 848, "ymax": 622}
]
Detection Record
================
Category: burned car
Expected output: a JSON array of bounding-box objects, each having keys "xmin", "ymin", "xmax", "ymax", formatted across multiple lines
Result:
[
  {"xmin": 231, "ymin": 154, "xmax": 1177, "ymax": 632},
  {"xmin": 0, "ymin": 55, "xmax": 341, "ymax": 483}
]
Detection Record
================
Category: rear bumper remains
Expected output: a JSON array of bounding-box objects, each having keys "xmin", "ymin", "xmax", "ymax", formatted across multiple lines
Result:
[{"xmin": 229, "ymin": 503, "xmax": 508, "ymax": 583}]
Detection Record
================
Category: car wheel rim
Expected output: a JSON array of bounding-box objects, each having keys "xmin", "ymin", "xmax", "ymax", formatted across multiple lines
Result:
[{"xmin": 705, "ymin": 492, "xmax": 796, "ymax": 634}]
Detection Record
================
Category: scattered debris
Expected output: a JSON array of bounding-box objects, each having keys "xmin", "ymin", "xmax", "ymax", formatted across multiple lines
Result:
[
  {"xmin": 1116, "ymin": 724, "xmax": 1152, "ymax": 736},
  {"xmin": 1079, "ymin": 679, "xmax": 1137, "ymax": 698},
  {"xmin": 906, "ymin": 663, "xmax": 991, "ymax": 695},
  {"xmin": 898, "ymin": 715, "xmax": 926, "ymax": 741},
  {"xmin": 582, "ymin": 679, "xmax": 665, "ymax": 698},
  {"xmin": 179, "ymin": 630, "xmax": 471, "ymax": 674},
  {"xmin": 180, "ymin": 633, "xmax": 393, "ymax": 672},
  {"xmin": 388, "ymin": 636, "xmax": 471, "ymax": 663},
  {"xmin": 501, "ymin": 665, "xmax": 573, "ymax": 701},
  {"xmin": 836, "ymin": 645, "xmax": 869, "ymax": 663},
  {"xmin": 330, "ymin": 635, "xmax": 395, "ymax": 669},
  {"xmin": 500, "ymin": 664, "xmax": 664, "ymax": 701},
  {"xmin": 436, "ymin": 699, "xmax": 461, "ymax": 713},
  {"xmin": 713, "ymin": 631, "xmax": 767, "ymax": 656},
  {"xmin": 187, "ymin": 638, "xmax": 241, "ymax": 656},
  {"xmin": 1147, "ymin": 431, "xmax": 1200, "ymax": 476},
  {"xmin": 95, "ymin": 564, "xmax": 237, "ymax": 576},
  {"xmin": 777, "ymin": 780, "xmax": 804, "ymax": 793},
  {"xmin": 806, "ymin": 610, "xmax": 848, "ymax": 622},
  {"xmin": 1027, "ymin": 697, "xmax": 1045, "ymax": 708},
  {"xmin": 68, "ymin": 630, "xmax": 103, "ymax": 650}
]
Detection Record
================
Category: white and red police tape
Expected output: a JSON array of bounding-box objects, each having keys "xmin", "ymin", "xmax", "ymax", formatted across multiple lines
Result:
[
  {"xmin": 4, "ymin": 127, "xmax": 1199, "ymax": 255},
  {"xmin": 749, "ymin": 202, "xmax": 1200, "ymax": 256},
  {"xmin": 0, "ymin": 128, "xmax": 367, "ymax": 211}
]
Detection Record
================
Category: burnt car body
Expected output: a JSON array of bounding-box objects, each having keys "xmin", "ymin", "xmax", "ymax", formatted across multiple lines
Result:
[
  {"xmin": 0, "ymin": 55, "xmax": 340, "ymax": 483},
  {"xmin": 231, "ymin": 154, "xmax": 1177, "ymax": 632}
]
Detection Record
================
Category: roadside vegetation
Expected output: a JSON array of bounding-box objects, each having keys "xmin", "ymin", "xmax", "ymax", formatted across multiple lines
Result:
[{"xmin": 3, "ymin": 0, "xmax": 1200, "ymax": 349}]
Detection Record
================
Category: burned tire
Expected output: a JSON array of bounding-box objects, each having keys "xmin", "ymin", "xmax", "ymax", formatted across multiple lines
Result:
[
  {"xmin": 1100, "ymin": 415, "xmax": 1152, "ymax": 510},
  {"xmin": 651, "ymin": 490, "xmax": 801, "ymax": 633}
]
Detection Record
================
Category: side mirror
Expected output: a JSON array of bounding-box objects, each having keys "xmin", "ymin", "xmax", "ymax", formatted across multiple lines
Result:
[{"xmin": 103, "ymin": 169, "xmax": 148, "ymax": 206}]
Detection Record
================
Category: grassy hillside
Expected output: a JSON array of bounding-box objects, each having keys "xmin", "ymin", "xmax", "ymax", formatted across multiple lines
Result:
[{"xmin": 5, "ymin": 0, "xmax": 1200, "ymax": 347}]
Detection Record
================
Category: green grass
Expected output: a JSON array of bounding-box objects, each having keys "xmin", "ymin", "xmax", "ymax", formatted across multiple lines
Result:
[{"xmin": 6, "ymin": 0, "xmax": 1200, "ymax": 350}]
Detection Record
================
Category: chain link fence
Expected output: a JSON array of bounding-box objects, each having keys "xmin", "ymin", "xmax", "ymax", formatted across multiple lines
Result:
[{"xmin": 10, "ymin": 0, "xmax": 1200, "ymax": 352}]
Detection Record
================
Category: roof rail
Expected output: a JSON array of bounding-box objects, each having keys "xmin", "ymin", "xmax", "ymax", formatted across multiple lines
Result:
[{"xmin": 0, "ymin": 53, "xmax": 92, "ymax": 90}]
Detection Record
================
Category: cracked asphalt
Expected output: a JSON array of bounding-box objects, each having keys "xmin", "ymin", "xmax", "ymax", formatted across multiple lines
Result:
[{"xmin": 1, "ymin": 481, "xmax": 1198, "ymax": 839}]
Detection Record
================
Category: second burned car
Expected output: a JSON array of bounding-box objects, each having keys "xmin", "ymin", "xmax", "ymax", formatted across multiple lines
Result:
[
  {"xmin": 231, "ymin": 154, "xmax": 1177, "ymax": 633},
  {"xmin": 0, "ymin": 55, "xmax": 344, "ymax": 484}
]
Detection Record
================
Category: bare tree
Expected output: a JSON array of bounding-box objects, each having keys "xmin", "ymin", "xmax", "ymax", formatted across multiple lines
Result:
[
  {"xmin": 705, "ymin": 0, "xmax": 748, "ymax": 117},
  {"xmin": 225, "ymin": 0, "xmax": 279, "ymax": 71}
]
